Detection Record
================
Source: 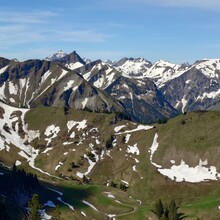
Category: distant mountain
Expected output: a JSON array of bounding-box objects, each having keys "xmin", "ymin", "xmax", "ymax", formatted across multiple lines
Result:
[
  {"xmin": 161, "ymin": 59, "xmax": 220, "ymax": 113},
  {"xmin": 143, "ymin": 60, "xmax": 190, "ymax": 87},
  {"xmin": 0, "ymin": 58, "xmax": 124, "ymax": 114},
  {"xmin": 2, "ymin": 50, "xmax": 220, "ymax": 122},
  {"xmin": 45, "ymin": 49, "xmax": 67, "ymax": 61},
  {"xmin": 75, "ymin": 59, "xmax": 177, "ymax": 123},
  {"xmin": 108, "ymin": 56, "xmax": 220, "ymax": 114},
  {"xmin": 112, "ymin": 57, "xmax": 152, "ymax": 77}
]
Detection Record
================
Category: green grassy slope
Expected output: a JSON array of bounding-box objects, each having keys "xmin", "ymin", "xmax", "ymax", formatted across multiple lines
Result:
[{"xmin": 1, "ymin": 108, "xmax": 220, "ymax": 219}]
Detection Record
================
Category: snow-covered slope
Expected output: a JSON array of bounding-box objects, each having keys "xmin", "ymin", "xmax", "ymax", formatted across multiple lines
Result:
[
  {"xmin": 75, "ymin": 59, "xmax": 177, "ymax": 123},
  {"xmin": 77, "ymin": 60, "xmax": 120, "ymax": 90},
  {"xmin": 143, "ymin": 60, "xmax": 190, "ymax": 87},
  {"xmin": 161, "ymin": 59, "xmax": 220, "ymax": 112},
  {"xmin": 113, "ymin": 57, "xmax": 152, "ymax": 77}
]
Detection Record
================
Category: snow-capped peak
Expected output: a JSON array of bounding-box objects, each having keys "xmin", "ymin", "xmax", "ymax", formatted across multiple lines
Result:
[
  {"xmin": 45, "ymin": 50, "xmax": 68, "ymax": 61},
  {"xmin": 114, "ymin": 57, "xmax": 152, "ymax": 77},
  {"xmin": 193, "ymin": 59, "xmax": 220, "ymax": 78},
  {"xmin": 143, "ymin": 60, "xmax": 190, "ymax": 87}
]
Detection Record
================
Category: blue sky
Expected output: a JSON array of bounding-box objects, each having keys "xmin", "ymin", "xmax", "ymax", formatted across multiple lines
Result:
[{"xmin": 1, "ymin": 0, "xmax": 220, "ymax": 63}]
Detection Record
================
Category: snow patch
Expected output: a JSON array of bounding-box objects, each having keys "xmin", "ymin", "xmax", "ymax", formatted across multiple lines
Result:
[
  {"xmin": 82, "ymin": 98, "xmax": 89, "ymax": 108},
  {"xmin": 57, "ymin": 197, "xmax": 74, "ymax": 211},
  {"xmin": 114, "ymin": 125, "xmax": 126, "ymax": 132},
  {"xmin": 9, "ymin": 97, "xmax": 15, "ymax": 103},
  {"xmin": 66, "ymin": 62, "xmax": 84, "ymax": 70},
  {"xmin": 93, "ymin": 76, "xmax": 105, "ymax": 88},
  {"xmin": 82, "ymin": 200, "xmax": 99, "ymax": 212},
  {"xmin": 149, "ymin": 133, "xmax": 220, "ymax": 183},
  {"xmin": 8, "ymin": 82, "xmax": 18, "ymax": 95},
  {"xmin": 48, "ymin": 188, "xmax": 63, "ymax": 196},
  {"xmin": 44, "ymin": 201, "xmax": 56, "ymax": 208},
  {"xmin": 121, "ymin": 180, "xmax": 129, "ymax": 186},
  {"xmin": 40, "ymin": 209, "xmax": 52, "ymax": 220},
  {"xmin": 15, "ymin": 160, "xmax": 21, "ymax": 166},
  {"xmin": 149, "ymin": 133, "xmax": 162, "ymax": 168},
  {"xmin": 104, "ymin": 192, "xmax": 115, "ymax": 199},
  {"xmin": 116, "ymin": 124, "xmax": 153, "ymax": 135},
  {"xmin": 81, "ymin": 211, "xmax": 87, "ymax": 217},
  {"xmin": 67, "ymin": 120, "xmax": 87, "ymax": 132},
  {"xmin": 125, "ymin": 134, "xmax": 131, "ymax": 143},
  {"xmin": 57, "ymin": 69, "xmax": 69, "ymax": 81},
  {"xmin": 64, "ymin": 80, "xmax": 75, "ymax": 91},
  {"xmin": 127, "ymin": 143, "xmax": 139, "ymax": 155},
  {"xmin": 63, "ymin": 141, "xmax": 74, "ymax": 145},
  {"xmin": 107, "ymin": 214, "xmax": 116, "ymax": 219},
  {"xmin": 197, "ymin": 88, "xmax": 220, "ymax": 100},
  {"xmin": 181, "ymin": 96, "xmax": 187, "ymax": 113},
  {"xmin": 0, "ymin": 65, "xmax": 8, "ymax": 74},
  {"xmin": 0, "ymin": 102, "xmax": 53, "ymax": 177},
  {"xmin": 132, "ymin": 165, "xmax": 137, "ymax": 172},
  {"xmin": 42, "ymin": 147, "xmax": 53, "ymax": 154},
  {"xmin": 158, "ymin": 159, "xmax": 220, "ymax": 183},
  {"xmin": 44, "ymin": 125, "xmax": 60, "ymax": 145},
  {"xmin": 55, "ymin": 162, "xmax": 63, "ymax": 171},
  {"xmin": 40, "ymin": 70, "xmax": 52, "ymax": 85}
]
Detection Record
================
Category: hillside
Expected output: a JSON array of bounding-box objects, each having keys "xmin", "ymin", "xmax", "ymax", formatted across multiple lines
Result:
[{"xmin": 0, "ymin": 101, "xmax": 220, "ymax": 219}]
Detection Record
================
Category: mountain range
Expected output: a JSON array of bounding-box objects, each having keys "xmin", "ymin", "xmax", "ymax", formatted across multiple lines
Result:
[
  {"xmin": 1, "ymin": 50, "xmax": 220, "ymax": 219},
  {"xmin": 1, "ymin": 50, "xmax": 220, "ymax": 124}
]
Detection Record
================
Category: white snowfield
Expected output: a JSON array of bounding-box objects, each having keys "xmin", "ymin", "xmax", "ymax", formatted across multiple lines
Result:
[
  {"xmin": 67, "ymin": 120, "xmax": 87, "ymax": 132},
  {"xmin": 66, "ymin": 62, "xmax": 84, "ymax": 70},
  {"xmin": 115, "ymin": 58, "xmax": 151, "ymax": 76},
  {"xmin": 116, "ymin": 124, "xmax": 153, "ymax": 135},
  {"xmin": 44, "ymin": 125, "xmax": 60, "ymax": 145},
  {"xmin": 127, "ymin": 143, "xmax": 139, "ymax": 155},
  {"xmin": 158, "ymin": 159, "xmax": 220, "ymax": 183},
  {"xmin": 115, "ymin": 58, "xmax": 220, "ymax": 90},
  {"xmin": 149, "ymin": 133, "xmax": 220, "ymax": 183}
]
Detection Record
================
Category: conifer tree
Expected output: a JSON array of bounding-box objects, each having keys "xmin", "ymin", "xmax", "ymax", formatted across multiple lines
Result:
[
  {"xmin": 168, "ymin": 199, "xmax": 177, "ymax": 220},
  {"xmin": 28, "ymin": 194, "xmax": 41, "ymax": 220},
  {"xmin": 0, "ymin": 199, "xmax": 10, "ymax": 220},
  {"xmin": 155, "ymin": 199, "xmax": 164, "ymax": 219}
]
